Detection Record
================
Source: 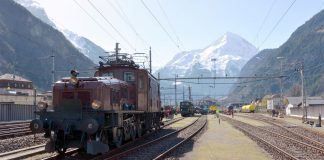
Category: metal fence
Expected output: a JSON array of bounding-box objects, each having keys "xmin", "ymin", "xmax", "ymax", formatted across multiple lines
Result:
[{"xmin": 0, "ymin": 103, "xmax": 36, "ymax": 121}]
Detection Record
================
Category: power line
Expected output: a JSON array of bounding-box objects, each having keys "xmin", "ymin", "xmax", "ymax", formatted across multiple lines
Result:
[
  {"xmin": 72, "ymin": 0, "xmax": 117, "ymax": 41},
  {"xmin": 254, "ymin": 0, "xmax": 277, "ymax": 47},
  {"xmin": 162, "ymin": 77, "xmax": 273, "ymax": 85},
  {"xmin": 0, "ymin": 8, "xmax": 98, "ymax": 75},
  {"xmin": 159, "ymin": 75, "xmax": 284, "ymax": 81},
  {"xmin": 258, "ymin": 0, "xmax": 297, "ymax": 48},
  {"xmin": 140, "ymin": 0, "xmax": 181, "ymax": 50},
  {"xmin": 108, "ymin": 0, "xmax": 150, "ymax": 46},
  {"xmin": 156, "ymin": 0, "xmax": 183, "ymax": 48},
  {"xmin": 87, "ymin": 0, "xmax": 136, "ymax": 50}
]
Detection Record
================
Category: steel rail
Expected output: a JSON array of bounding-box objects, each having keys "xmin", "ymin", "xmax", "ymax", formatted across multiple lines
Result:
[
  {"xmin": 223, "ymin": 115, "xmax": 324, "ymax": 159},
  {"xmin": 221, "ymin": 115, "xmax": 298, "ymax": 160},
  {"xmin": 0, "ymin": 144, "xmax": 46, "ymax": 160},
  {"xmin": 1, "ymin": 117, "xmax": 185, "ymax": 160},
  {"xmin": 100, "ymin": 116, "xmax": 201, "ymax": 160},
  {"xmin": 237, "ymin": 114, "xmax": 324, "ymax": 149},
  {"xmin": 0, "ymin": 121, "xmax": 32, "ymax": 139},
  {"xmin": 153, "ymin": 116, "xmax": 207, "ymax": 160}
]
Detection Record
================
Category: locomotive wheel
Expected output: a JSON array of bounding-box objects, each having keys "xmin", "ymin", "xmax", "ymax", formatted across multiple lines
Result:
[
  {"xmin": 130, "ymin": 125, "xmax": 136, "ymax": 141},
  {"xmin": 56, "ymin": 147, "xmax": 67, "ymax": 154},
  {"xmin": 137, "ymin": 124, "xmax": 143, "ymax": 137},
  {"xmin": 100, "ymin": 130, "xmax": 109, "ymax": 145},
  {"xmin": 55, "ymin": 130, "xmax": 66, "ymax": 154},
  {"xmin": 155, "ymin": 122, "xmax": 160, "ymax": 130},
  {"xmin": 113, "ymin": 128, "xmax": 123, "ymax": 148}
]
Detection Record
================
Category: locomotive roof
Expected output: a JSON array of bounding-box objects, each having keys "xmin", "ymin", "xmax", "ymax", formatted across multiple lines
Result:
[
  {"xmin": 58, "ymin": 76, "xmax": 128, "ymax": 85},
  {"xmin": 98, "ymin": 53, "xmax": 139, "ymax": 69}
]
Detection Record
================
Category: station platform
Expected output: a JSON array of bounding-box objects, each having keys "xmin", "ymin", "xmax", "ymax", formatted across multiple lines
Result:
[{"xmin": 178, "ymin": 115, "xmax": 271, "ymax": 160}]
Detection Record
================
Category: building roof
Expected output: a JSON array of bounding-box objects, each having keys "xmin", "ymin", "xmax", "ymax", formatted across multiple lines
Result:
[
  {"xmin": 271, "ymin": 94, "xmax": 281, "ymax": 99},
  {"xmin": 0, "ymin": 74, "xmax": 32, "ymax": 82},
  {"xmin": 287, "ymin": 96, "xmax": 324, "ymax": 107}
]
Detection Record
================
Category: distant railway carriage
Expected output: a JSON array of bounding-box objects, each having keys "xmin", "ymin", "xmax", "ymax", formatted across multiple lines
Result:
[
  {"xmin": 29, "ymin": 44, "xmax": 161, "ymax": 155},
  {"xmin": 163, "ymin": 105, "xmax": 174, "ymax": 117},
  {"xmin": 241, "ymin": 104, "xmax": 256, "ymax": 113},
  {"xmin": 209, "ymin": 105, "xmax": 217, "ymax": 113},
  {"xmin": 180, "ymin": 101, "xmax": 194, "ymax": 117},
  {"xmin": 200, "ymin": 105, "xmax": 209, "ymax": 115}
]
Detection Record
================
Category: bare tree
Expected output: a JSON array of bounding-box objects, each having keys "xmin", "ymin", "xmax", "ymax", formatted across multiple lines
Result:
[{"xmin": 289, "ymin": 84, "xmax": 301, "ymax": 96}]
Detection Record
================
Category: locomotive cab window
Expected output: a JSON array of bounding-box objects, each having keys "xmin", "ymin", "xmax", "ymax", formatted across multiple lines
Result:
[
  {"xmin": 124, "ymin": 72, "xmax": 135, "ymax": 82},
  {"xmin": 102, "ymin": 72, "xmax": 114, "ymax": 77}
]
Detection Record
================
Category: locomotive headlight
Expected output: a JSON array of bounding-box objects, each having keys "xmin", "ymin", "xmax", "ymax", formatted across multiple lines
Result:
[
  {"xmin": 37, "ymin": 101, "xmax": 48, "ymax": 111},
  {"xmin": 91, "ymin": 100, "xmax": 102, "ymax": 110}
]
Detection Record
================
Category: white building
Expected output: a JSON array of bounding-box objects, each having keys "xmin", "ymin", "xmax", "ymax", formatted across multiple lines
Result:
[{"xmin": 0, "ymin": 74, "xmax": 34, "ymax": 96}]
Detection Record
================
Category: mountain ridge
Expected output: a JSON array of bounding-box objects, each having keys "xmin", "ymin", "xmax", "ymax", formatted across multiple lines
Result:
[
  {"xmin": 229, "ymin": 9, "xmax": 324, "ymax": 102},
  {"xmin": 156, "ymin": 32, "xmax": 258, "ymax": 100},
  {"xmin": 0, "ymin": 0, "xmax": 95, "ymax": 90},
  {"xmin": 14, "ymin": 0, "xmax": 106, "ymax": 64},
  {"xmin": 158, "ymin": 32, "xmax": 258, "ymax": 76}
]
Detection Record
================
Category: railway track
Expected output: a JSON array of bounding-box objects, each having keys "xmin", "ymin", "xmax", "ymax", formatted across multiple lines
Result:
[
  {"xmin": 0, "ymin": 144, "xmax": 45, "ymax": 160},
  {"xmin": 236, "ymin": 114, "xmax": 324, "ymax": 150},
  {"xmin": 93, "ymin": 115, "xmax": 207, "ymax": 160},
  {"xmin": 1, "ymin": 117, "xmax": 185, "ymax": 160},
  {"xmin": 222, "ymin": 115, "xmax": 324, "ymax": 160},
  {"xmin": 0, "ymin": 120, "xmax": 32, "ymax": 139}
]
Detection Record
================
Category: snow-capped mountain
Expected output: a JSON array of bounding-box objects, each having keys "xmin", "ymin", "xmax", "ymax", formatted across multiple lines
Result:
[
  {"xmin": 156, "ymin": 32, "xmax": 258, "ymax": 102},
  {"xmin": 14, "ymin": 0, "xmax": 106, "ymax": 64},
  {"xmin": 14, "ymin": 0, "xmax": 55, "ymax": 26},
  {"xmin": 61, "ymin": 29, "xmax": 105, "ymax": 64},
  {"xmin": 159, "ymin": 32, "xmax": 257, "ymax": 77}
]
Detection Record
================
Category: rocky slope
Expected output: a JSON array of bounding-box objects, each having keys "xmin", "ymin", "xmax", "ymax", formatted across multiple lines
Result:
[
  {"xmin": 0, "ymin": 0, "xmax": 95, "ymax": 90},
  {"xmin": 229, "ymin": 9, "xmax": 324, "ymax": 102},
  {"xmin": 14, "ymin": 0, "xmax": 106, "ymax": 64}
]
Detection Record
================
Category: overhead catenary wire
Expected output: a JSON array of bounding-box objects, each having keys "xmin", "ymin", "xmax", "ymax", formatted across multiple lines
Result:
[
  {"xmin": 87, "ymin": 0, "xmax": 136, "ymax": 50},
  {"xmin": 140, "ymin": 0, "xmax": 181, "ymax": 51},
  {"xmin": 107, "ymin": 0, "xmax": 150, "ymax": 47},
  {"xmin": 0, "ymin": 8, "xmax": 98, "ymax": 76},
  {"xmin": 156, "ymin": 0, "xmax": 183, "ymax": 49},
  {"xmin": 162, "ymin": 77, "xmax": 274, "ymax": 85},
  {"xmin": 258, "ymin": 0, "xmax": 297, "ymax": 48},
  {"xmin": 72, "ymin": 0, "xmax": 117, "ymax": 41},
  {"xmin": 254, "ymin": 0, "xmax": 277, "ymax": 47}
]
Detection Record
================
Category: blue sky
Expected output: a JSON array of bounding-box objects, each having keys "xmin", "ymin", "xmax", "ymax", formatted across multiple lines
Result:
[{"xmin": 35, "ymin": 0, "xmax": 324, "ymax": 67}]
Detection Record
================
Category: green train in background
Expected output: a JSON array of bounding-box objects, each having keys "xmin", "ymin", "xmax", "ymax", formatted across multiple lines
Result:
[{"xmin": 180, "ymin": 101, "xmax": 194, "ymax": 117}]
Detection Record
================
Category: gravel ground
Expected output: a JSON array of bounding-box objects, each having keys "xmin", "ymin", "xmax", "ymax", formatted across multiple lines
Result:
[
  {"xmin": 0, "ymin": 133, "xmax": 47, "ymax": 153},
  {"xmin": 240, "ymin": 114, "xmax": 324, "ymax": 147},
  {"xmin": 118, "ymin": 116, "xmax": 206, "ymax": 160},
  {"xmin": 45, "ymin": 117, "xmax": 198, "ymax": 160},
  {"xmin": 227, "ymin": 116, "xmax": 324, "ymax": 160}
]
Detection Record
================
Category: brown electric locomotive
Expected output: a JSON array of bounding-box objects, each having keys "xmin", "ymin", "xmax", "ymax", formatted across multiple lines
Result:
[{"xmin": 30, "ymin": 44, "xmax": 161, "ymax": 155}]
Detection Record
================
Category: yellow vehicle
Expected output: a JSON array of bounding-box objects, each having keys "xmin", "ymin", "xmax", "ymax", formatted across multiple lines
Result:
[
  {"xmin": 209, "ymin": 105, "xmax": 217, "ymax": 113},
  {"xmin": 241, "ymin": 105, "xmax": 256, "ymax": 113}
]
